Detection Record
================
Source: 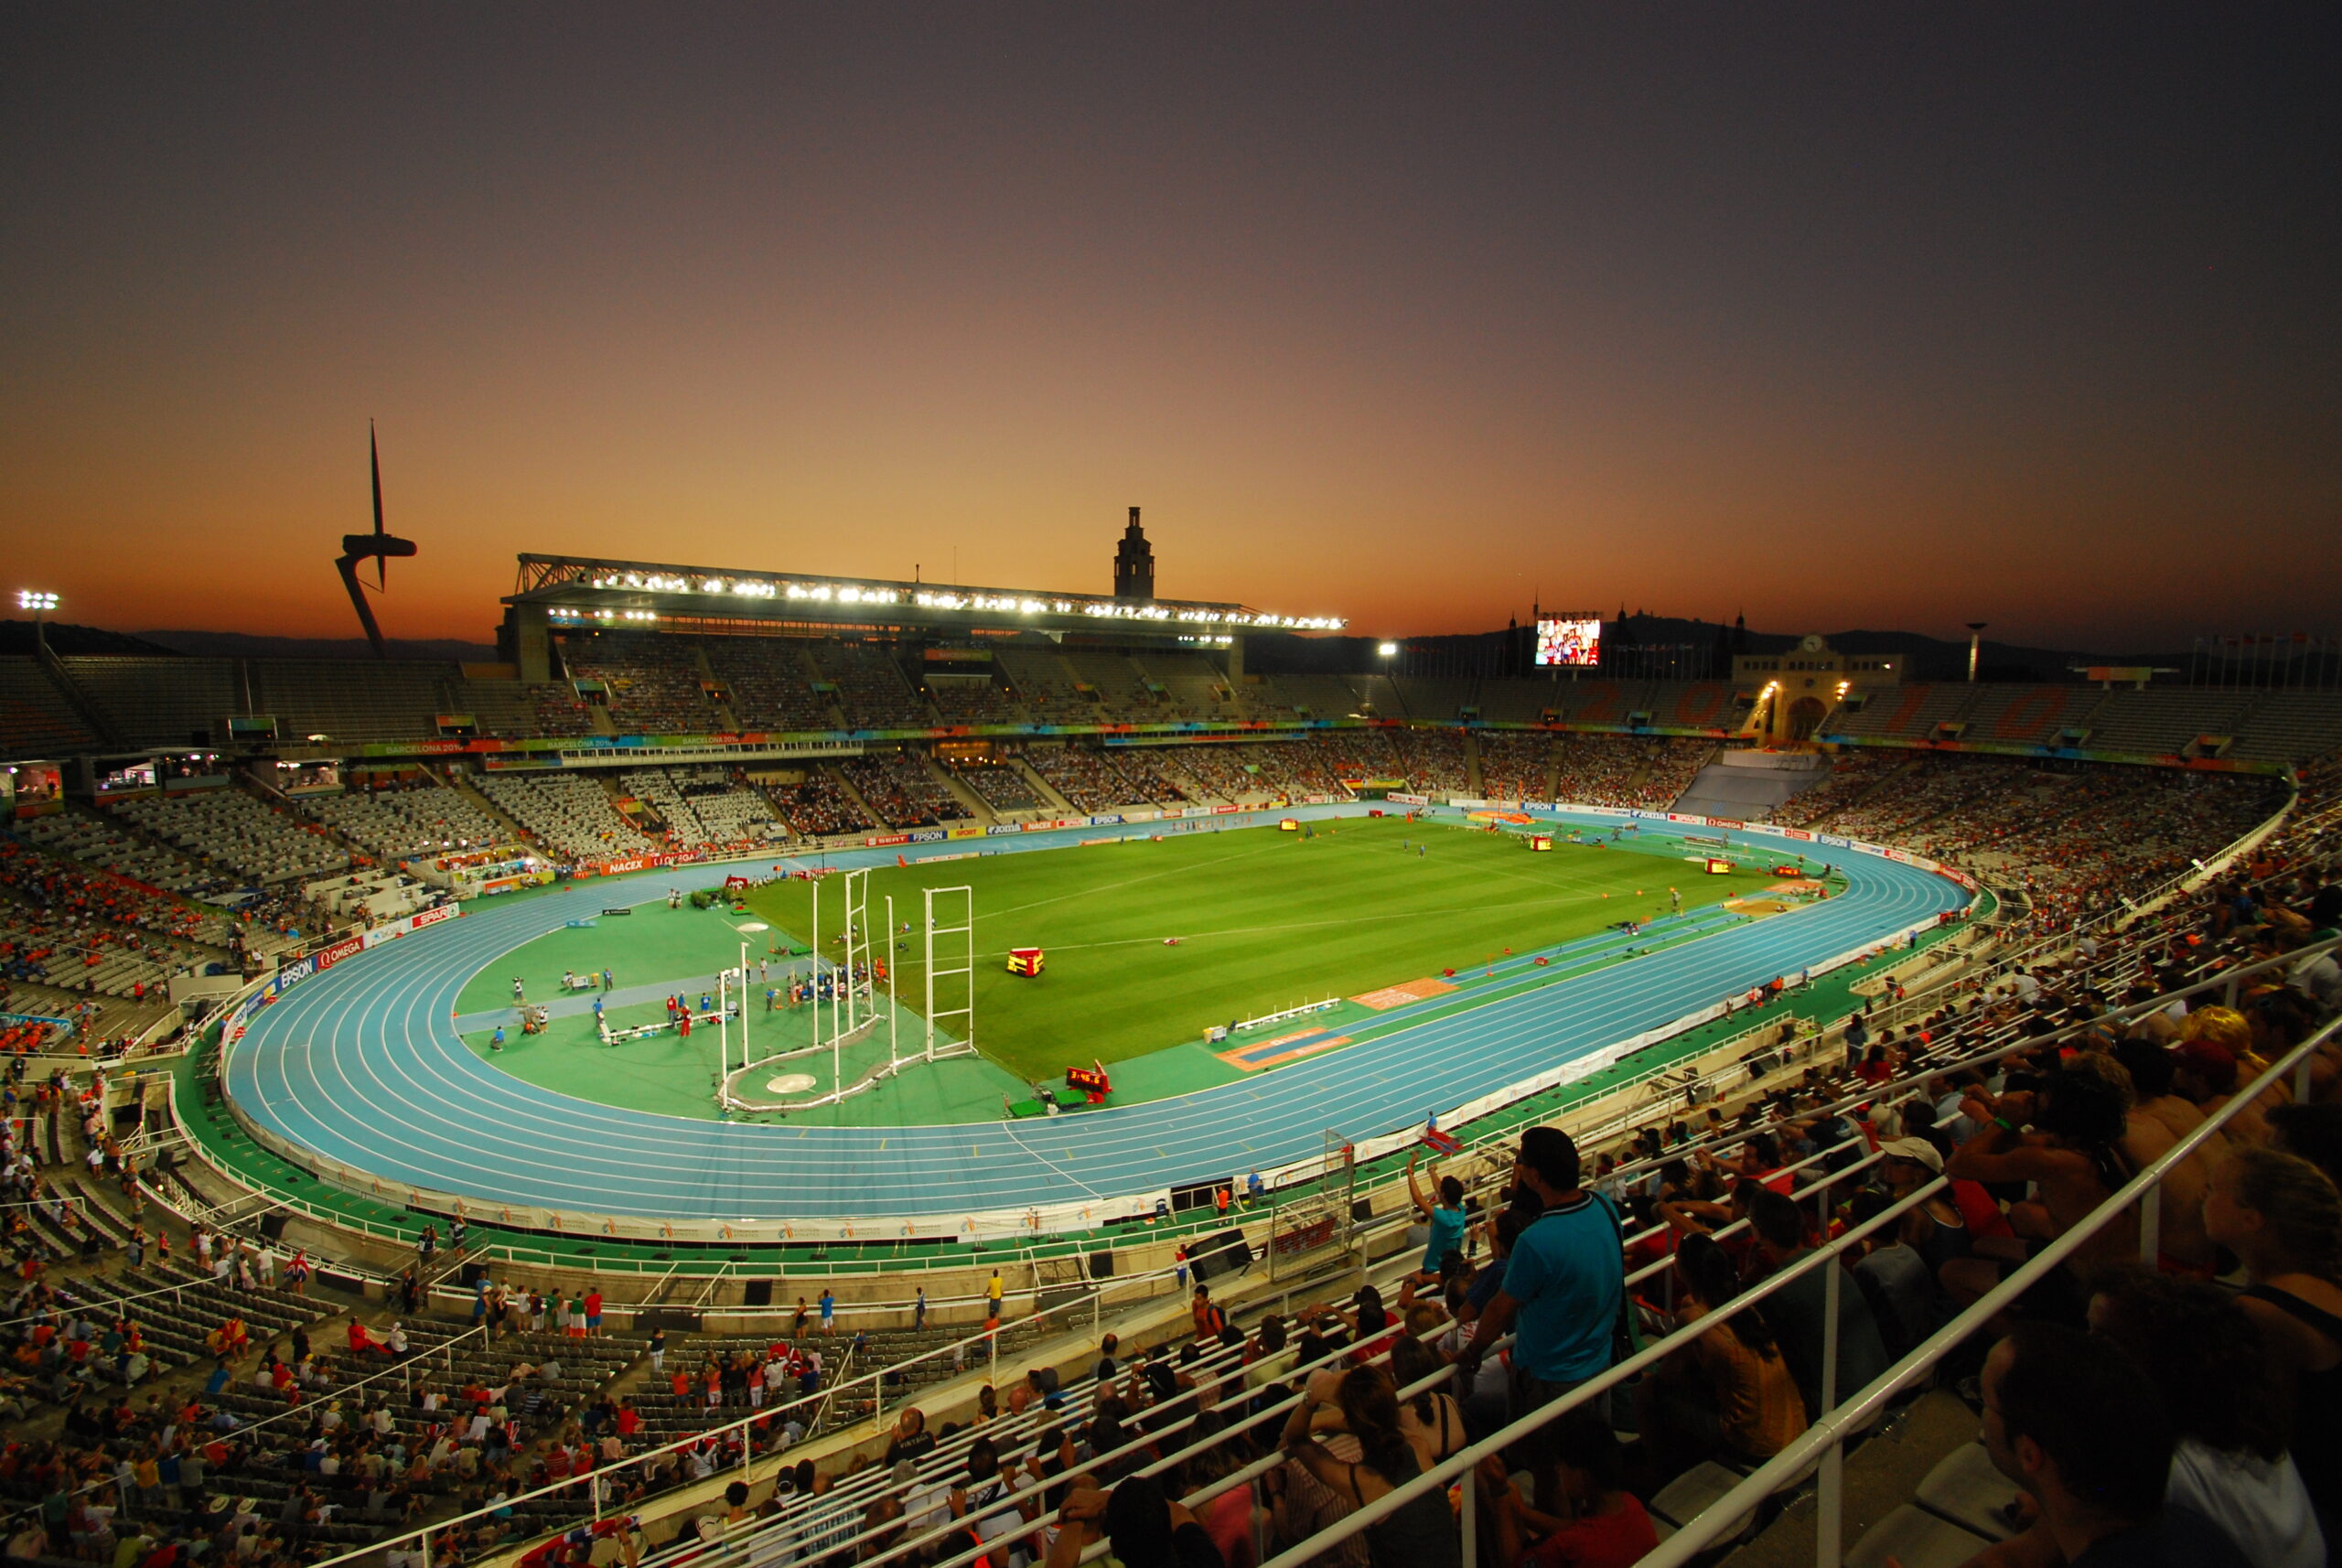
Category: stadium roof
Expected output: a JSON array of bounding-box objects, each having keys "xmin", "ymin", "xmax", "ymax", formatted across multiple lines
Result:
[{"xmin": 507, "ymin": 553, "xmax": 1345, "ymax": 637}]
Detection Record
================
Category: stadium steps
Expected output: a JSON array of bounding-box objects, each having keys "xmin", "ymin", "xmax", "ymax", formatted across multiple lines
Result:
[
  {"xmin": 0, "ymin": 655, "xmax": 102, "ymax": 753},
  {"xmin": 689, "ymin": 644, "xmax": 747, "ymax": 731},
  {"xmin": 34, "ymin": 644, "xmax": 129, "ymax": 747},
  {"xmin": 88, "ymin": 796, "xmax": 236, "ymax": 891},
  {"xmin": 921, "ymin": 755, "xmax": 995, "ymax": 824},
  {"xmin": 789, "ymin": 645, "xmax": 851, "ymax": 728},
  {"xmin": 822, "ymin": 763, "xmax": 888, "ymax": 832},
  {"xmin": 1011, "ymin": 757, "xmax": 1076, "ymax": 814},
  {"xmin": 1806, "ymin": 757, "xmax": 1923, "ymax": 831},
  {"xmin": 427, "ymin": 762, "xmax": 532, "ymax": 843}
]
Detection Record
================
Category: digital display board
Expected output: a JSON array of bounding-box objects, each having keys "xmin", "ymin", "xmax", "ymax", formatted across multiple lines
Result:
[{"xmin": 1535, "ymin": 617, "xmax": 1602, "ymax": 668}]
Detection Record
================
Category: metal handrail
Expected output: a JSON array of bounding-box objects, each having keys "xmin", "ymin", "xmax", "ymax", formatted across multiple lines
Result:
[
  {"xmin": 289, "ymin": 1253, "xmax": 1194, "ymax": 1568},
  {"xmin": 1252, "ymin": 991, "xmax": 2342, "ymax": 1568},
  {"xmin": 1635, "ymin": 1002, "xmax": 2340, "ymax": 1567},
  {"xmin": 1, "ymin": 1318, "xmax": 492, "ymax": 1523}
]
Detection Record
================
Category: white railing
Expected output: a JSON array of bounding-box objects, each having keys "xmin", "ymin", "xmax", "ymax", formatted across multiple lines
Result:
[
  {"xmin": 293, "ymin": 1251, "xmax": 1203, "ymax": 1568},
  {"xmin": 291, "ymin": 923, "xmax": 2332, "ymax": 1568},
  {"xmin": 1638, "ymin": 1005, "xmax": 2337, "ymax": 1566},
  {"xmin": 1246, "ymin": 991, "xmax": 2340, "ymax": 1568}
]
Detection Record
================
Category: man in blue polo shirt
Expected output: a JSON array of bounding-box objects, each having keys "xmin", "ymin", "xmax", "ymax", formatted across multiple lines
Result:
[{"xmin": 1455, "ymin": 1125, "xmax": 1624, "ymax": 1423}]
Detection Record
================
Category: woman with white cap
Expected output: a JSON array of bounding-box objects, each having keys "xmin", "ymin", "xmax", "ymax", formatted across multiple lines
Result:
[{"xmin": 1875, "ymin": 1136, "xmax": 1965, "ymax": 1271}]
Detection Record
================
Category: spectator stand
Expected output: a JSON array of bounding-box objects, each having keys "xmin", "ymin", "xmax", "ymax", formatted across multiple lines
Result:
[
  {"xmin": 125, "ymin": 828, "xmax": 2342, "ymax": 1568},
  {"xmin": 49, "ymin": 750, "xmax": 2332, "ymax": 1568}
]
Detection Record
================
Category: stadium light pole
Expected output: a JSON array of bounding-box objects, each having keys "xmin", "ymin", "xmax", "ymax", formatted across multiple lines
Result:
[
  {"xmin": 1965, "ymin": 622, "xmax": 1987, "ymax": 682},
  {"xmin": 17, "ymin": 591, "xmax": 59, "ymax": 656}
]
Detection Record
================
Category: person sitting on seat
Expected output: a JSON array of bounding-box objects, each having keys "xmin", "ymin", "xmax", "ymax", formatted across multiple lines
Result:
[
  {"xmin": 2089, "ymin": 1267, "xmax": 2324, "ymax": 1568},
  {"xmin": 1978, "ymin": 1322, "xmax": 2251, "ymax": 1567},
  {"xmin": 1634, "ymin": 1233, "xmax": 1807, "ymax": 1484},
  {"xmin": 1475, "ymin": 1406, "xmax": 1658, "ymax": 1568}
]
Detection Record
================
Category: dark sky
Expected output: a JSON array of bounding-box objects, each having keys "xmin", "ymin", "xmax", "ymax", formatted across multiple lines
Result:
[{"xmin": 4, "ymin": 5, "xmax": 2336, "ymax": 649}]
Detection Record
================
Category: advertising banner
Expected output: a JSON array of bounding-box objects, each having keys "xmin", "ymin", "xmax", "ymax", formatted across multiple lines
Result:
[
  {"xmin": 865, "ymin": 833, "xmax": 910, "ymax": 848},
  {"xmin": 1387, "ymin": 792, "xmax": 1430, "ymax": 806},
  {"xmin": 907, "ymin": 829, "xmax": 948, "ymax": 843},
  {"xmin": 986, "ymin": 823, "xmax": 1022, "ymax": 837},
  {"xmin": 314, "ymin": 937, "xmax": 364, "ymax": 972}
]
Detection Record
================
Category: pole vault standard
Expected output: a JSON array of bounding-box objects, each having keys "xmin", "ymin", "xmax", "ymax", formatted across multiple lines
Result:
[
  {"xmin": 923, "ymin": 885, "xmax": 974, "ymax": 1063},
  {"xmin": 886, "ymin": 894, "xmax": 898, "ymax": 1072},
  {"xmin": 842, "ymin": 868, "xmax": 869, "ymax": 1037},
  {"xmin": 714, "ymin": 940, "xmax": 750, "ymax": 1111}
]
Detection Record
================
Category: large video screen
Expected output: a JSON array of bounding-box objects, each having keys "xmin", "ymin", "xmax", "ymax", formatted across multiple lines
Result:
[{"xmin": 1535, "ymin": 617, "xmax": 1602, "ymax": 668}]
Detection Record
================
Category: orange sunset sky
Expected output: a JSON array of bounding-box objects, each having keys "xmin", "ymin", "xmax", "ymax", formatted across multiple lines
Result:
[{"xmin": 3, "ymin": 5, "xmax": 2336, "ymax": 650}]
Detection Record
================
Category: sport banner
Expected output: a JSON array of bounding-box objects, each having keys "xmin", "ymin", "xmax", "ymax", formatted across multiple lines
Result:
[{"xmin": 314, "ymin": 937, "xmax": 363, "ymax": 972}]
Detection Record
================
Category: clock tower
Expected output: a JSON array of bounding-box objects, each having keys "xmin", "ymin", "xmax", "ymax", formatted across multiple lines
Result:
[
  {"xmin": 1113, "ymin": 507, "xmax": 1155, "ymax": 602},
  {"xmin": 1730, "ymin": 634, "xmax": 1903, "ymax": 746}
]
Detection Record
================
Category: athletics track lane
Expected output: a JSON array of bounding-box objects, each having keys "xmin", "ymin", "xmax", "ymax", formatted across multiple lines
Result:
[{"xmin": 226, "ymin": 808, "xmax": 1966, "ymax": 1221}]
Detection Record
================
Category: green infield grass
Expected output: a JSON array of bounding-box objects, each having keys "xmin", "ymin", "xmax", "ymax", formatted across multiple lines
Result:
[{"xmin": 741, "ymin": 814, "xmax": 1781, "ymax": 1082}]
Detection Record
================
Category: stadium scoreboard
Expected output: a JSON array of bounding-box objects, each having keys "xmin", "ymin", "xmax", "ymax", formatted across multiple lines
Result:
[{"xmin": 1535, "ymin": 615, "xmax": 1602, "ymax": 668}]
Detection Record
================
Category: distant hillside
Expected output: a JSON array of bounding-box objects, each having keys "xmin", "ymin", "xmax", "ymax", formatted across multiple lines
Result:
[
  {"xmin": 135, "ymin": 630, "xmax": 500, "ymax": 662},
  {"xmin": 1252, "ymin": 617, "xmax": 2187, "ymax": 682},
  {"xmin": 0, "ymin": 620, "xmax": 179, "ymax": 656}
]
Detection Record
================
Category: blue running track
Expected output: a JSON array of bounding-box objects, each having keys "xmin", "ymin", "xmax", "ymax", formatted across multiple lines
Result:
[{"xmin": 225, "ymin": 807, "xmax": 1965, "ymax": 1223}]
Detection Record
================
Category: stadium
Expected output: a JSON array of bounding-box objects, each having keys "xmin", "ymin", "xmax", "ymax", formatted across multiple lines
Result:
[{"xmin": 5, "ymin": 510, "xmax": 2341, "ymax": 1568}]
